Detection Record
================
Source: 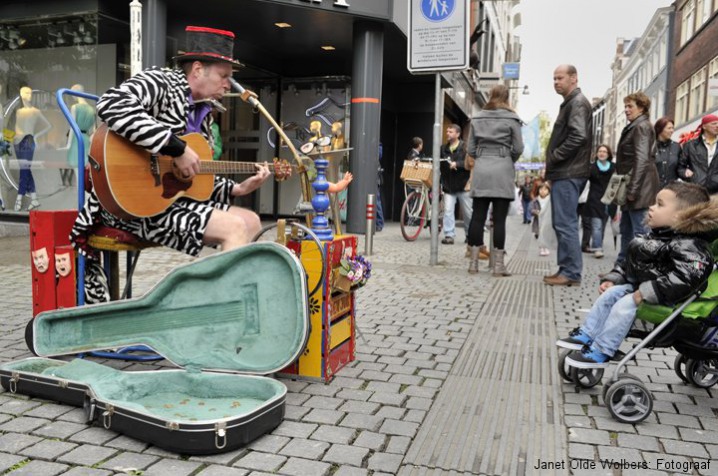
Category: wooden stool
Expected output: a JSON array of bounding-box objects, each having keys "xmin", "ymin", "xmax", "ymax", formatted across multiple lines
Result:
[{"xmin": 87, "ymin": 226, "xmax": 157, "ymax": 301}]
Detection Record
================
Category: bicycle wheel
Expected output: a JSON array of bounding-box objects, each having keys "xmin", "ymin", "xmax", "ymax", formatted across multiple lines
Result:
[
  {"xmin": 401, "ymin": 191, "xmax": 426, "ymax": 241},
  {"xmin": 252, "ymin": 221, "xmax": 326, "ymax": 297}
]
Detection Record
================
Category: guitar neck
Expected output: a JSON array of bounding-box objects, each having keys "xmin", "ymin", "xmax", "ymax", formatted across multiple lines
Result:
[{"xmin": 198, "ymin": 161, "xmax": 289, "ymax": 175}]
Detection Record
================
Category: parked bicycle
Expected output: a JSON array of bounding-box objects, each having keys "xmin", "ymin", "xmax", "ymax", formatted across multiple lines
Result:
[{"xmin": 399, "ymin": 158, "xmax": 446, "ymax": 241}]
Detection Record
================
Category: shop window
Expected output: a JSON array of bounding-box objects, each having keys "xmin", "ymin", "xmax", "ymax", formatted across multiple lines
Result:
[{"xmin": 0, "ymin": 14, "xmax": 126, "ymax": 214}]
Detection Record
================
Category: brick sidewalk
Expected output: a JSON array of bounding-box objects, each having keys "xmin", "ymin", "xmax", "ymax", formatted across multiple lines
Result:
[{"xmin": 1, "ymin": 217, "xmax": 717, "ymax": 475}]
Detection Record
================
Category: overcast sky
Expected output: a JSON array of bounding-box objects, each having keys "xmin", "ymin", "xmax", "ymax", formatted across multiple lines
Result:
[{"xmin": 514, "ymin": 0, "xmax": 673, "ymax": 122}]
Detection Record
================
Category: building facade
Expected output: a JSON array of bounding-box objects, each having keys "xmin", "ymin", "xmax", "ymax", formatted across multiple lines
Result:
[
  {"xmin": 599, "ymin": 8, "xmax": 673, "ymax": 151},
  {"xmin": 667, "ymin": 0, "xmax": 718, "ymax": 138}
]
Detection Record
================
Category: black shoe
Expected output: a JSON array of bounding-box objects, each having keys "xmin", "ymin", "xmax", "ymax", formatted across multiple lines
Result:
[{"xmin": 441, "ymin": 237, "xmax": 455, "ymax": 245}]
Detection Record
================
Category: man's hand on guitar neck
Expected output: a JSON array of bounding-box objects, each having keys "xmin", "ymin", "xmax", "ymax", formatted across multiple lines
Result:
[
  {"xmin": 172, "ymin": 147, "xmax": 202, "ymax": 180},
  {"xmin": 232, "ymin": 162, "xmax": 272, "ymax": 196}
]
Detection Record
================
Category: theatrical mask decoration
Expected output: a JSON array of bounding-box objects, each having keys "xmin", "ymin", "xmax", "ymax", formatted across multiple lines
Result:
[{"xmin": 32, "ymin": 247, "xmax": 50, "ymax": 274}]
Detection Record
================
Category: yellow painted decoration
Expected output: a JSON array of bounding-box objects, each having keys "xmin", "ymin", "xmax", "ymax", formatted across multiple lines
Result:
[{"xmin": 330, "ymin": 316, "xmax": 352, "ymax": 349}]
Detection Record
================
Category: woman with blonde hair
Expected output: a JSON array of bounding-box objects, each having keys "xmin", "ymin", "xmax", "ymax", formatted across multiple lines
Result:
[{"xmin": 466, "ymin": 84, "xmax": 524, "ymax": 276}]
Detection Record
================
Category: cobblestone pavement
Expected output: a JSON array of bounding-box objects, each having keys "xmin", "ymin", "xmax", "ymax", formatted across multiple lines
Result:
[{"xmin": 1, "ymin": 216, "xmax": 718, "ymax": 475}]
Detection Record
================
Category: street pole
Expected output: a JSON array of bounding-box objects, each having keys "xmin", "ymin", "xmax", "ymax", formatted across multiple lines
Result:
[
  {"xmin": 430, "ymin": 72, "xmax": 442, "ymax": 266},
  {"xmin": 129, "ymin": 0, "xmax": 142, "ymax": 76}
]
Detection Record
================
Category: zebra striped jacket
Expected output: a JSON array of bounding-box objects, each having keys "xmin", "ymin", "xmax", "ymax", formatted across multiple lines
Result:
[
  {"xmin": 71, "ymin": 68, "xmax": 236, "ymax": 257},
  {"xmin": 97, "ymin": 67, "xmax": 211, "ymax": 155}
]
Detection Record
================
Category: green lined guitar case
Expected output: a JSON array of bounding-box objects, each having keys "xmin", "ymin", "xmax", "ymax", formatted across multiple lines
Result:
[{"xmin": 0, "ymin": 243, "xmax": 309, "ymax": 454}]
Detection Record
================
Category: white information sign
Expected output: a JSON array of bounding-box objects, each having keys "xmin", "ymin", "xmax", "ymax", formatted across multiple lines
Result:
[{"xmin": 408, "ymin": 0, "xmax": 469, "ymax": 73}]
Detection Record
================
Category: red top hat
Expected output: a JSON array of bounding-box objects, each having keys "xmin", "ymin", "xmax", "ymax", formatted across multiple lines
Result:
[{"xmin": 174, "ymin": 26, "xmax": 242, "ymax": 67}]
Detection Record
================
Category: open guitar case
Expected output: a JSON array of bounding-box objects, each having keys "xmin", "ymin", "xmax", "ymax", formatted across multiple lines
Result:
[{"xmin": 0, "ymin": 243, "xmax": 310, "ymax": 454}]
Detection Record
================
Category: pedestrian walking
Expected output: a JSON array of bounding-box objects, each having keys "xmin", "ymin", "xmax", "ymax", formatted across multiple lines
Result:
[
  {"xmin": 519, "ymin": 175, "xmax": 533, "ymax": 224},
  {"xmin": 408, "ymin": 137, "xmax": 424, "ymax": 160},
  {"xmin": 439, "ymin": 124, "xmax": 472, "ymax": 245},
  {"xmin": 376, "ymin": 143, "xmax": 385, "ymax": 232},
  {"xmin": 584, "ymin": 145, "xmax": 615, "ymax": 259},
  {"xmin": 613, "ymin": 92, "xmax": 660, "ymax": 269},
  {"xmin": 544, "ymin": 64, "xmax": 593, "ymax": 287},
  {"xmin": 466, "ymin": 84, "xmax": 524, "ymax": 276},
  {"xmin": 533, "ymin": 182, "xmax": 555, "ymax": 256},
  {"xmin": 654, "ymin": 117, "xmax": 682, "ymax": 187},
  {"xmin": 678, "ymin": 114, "xmax": 718, "ymax": 193}
]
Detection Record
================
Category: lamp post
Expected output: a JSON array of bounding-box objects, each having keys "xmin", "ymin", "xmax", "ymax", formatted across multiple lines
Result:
[{"xmin": 509, "ymin": 85, "xmax": 530, "ymax": 95}]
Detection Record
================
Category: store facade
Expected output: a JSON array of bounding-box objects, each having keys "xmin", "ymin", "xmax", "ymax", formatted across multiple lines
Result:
[{"xmin": 0, "ymin": 0, "xmax": 479, "ymax": 230}]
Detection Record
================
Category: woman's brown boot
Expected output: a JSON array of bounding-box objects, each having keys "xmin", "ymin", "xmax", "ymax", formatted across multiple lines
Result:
[
  {"xmin": 478, "ymin": 245, "xmax": 490, "ymax": 260},
  {"xmin": 492, "ymin": 249, "xmax": 511, "ymax": 277},
  {"xmin": 468, "ymin": 246, "xmax": 480, "ymax": 274}
]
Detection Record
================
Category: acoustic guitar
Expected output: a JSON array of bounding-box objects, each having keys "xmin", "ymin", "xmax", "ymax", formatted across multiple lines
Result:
[{"xmin": 88, "ymin": 124, "xmax": 293, "ymax": 220}]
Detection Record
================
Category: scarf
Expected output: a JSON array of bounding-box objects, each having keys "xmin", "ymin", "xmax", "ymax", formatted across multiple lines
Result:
[{"xmin": 596, "ymin": 160, "xmax": 611, "ymax": 172}]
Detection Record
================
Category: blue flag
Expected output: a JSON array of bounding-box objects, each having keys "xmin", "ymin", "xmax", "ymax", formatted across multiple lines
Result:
[{"xmin": 521, "ymin": 115, "xmax": 541, "ymax": 160}]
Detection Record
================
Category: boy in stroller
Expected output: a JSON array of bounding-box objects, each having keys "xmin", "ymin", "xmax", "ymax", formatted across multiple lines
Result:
[{"xmin": 557, "ymin": 182, "xmax": 718, "ymax": 368}]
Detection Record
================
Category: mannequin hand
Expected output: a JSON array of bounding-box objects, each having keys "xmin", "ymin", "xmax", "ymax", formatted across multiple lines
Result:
[{"xmin": 173, "ymin": 147, "xmax": 201, "ymax": 180}]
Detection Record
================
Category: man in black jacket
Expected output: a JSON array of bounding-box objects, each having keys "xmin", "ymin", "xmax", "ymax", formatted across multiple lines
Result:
[
  {"xmin": 544, "ymin": 64, "xmax": 593, "ymax": 287},
  {"xmin": 678, "ymin": 114, "xmax": 718, "ymax": 193},
  {"xmin": 440, "ymin": 124, "xmax": 472, "ymax": 245}
]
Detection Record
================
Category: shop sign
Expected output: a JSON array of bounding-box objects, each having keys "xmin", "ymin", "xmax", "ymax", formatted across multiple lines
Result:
[{"xmin": 408, "ymin": 0, "xmax": 469, "ymax": 73}]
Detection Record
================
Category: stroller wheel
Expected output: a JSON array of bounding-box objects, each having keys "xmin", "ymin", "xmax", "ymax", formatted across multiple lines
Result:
[
  {"xmin": 569, "ymin": 366, "xmax": 604, "ymax": 389},
  {"xmin": 602, "ymin": 373, "xmax": 641, "ymax": 402},
  {"xmin": 558, "ymin": 350, "xmax": 574, "ymax": 383},
  {"xmin": 674, "ymin": 354, "xmax": 689, "ymax": 383},
  {"xmin": 605, "ymin": 378, "xmax": 653, "ymax": 424},
  {"xmin": 685, "ymin": 359, "xmax": 718, "ymax": 388}
]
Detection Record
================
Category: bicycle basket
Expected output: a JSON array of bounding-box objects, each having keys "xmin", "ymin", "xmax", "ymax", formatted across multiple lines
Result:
[{"xmin": 400, "ymin": 160, "xmax": 433, "ymax": 187}]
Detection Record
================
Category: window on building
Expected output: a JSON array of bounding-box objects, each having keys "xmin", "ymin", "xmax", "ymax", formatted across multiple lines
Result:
[
  {"xmin": 659, "ymin": 37, "xmax": 667, "ymax": 70},
  {"xmin": 676, "ymin": 80, "xmax": 690, "ymax": 124},
  {"xmin": 690, "ymin": 67, "xmax": 707, "ymax": 119},
  {"xmin": 697, "ymin": 0, "xmax": 713, "ymax": 25},
  {"xmin": 681, "ymin": 0, "xmax": 696, "ymax": 45},
  {"xmin": 708, "ymin": 55, "xmax": 718, "ymax": 110}
]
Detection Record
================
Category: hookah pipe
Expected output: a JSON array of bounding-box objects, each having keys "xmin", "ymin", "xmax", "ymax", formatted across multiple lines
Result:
[{"xmin": 229, "ymin": 78, "xmax": 313, "ymax": 227}]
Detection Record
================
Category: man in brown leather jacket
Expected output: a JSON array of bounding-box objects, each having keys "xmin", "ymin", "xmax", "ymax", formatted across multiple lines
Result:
[{"xmin": 544, "ymin": 64, "xmax": 593, "ymax": 287}]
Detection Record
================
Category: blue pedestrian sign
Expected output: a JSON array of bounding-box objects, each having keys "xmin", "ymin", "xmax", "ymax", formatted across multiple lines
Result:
[
  {"xmin": 408, "ymin": 0, "xmax": 468, "ymax": 73},
  {"xmin": 502, "ymin": 63, "xmax": 521, "ymax": 80},
  {"xmin": 421, "ymin": 0, "xmax": 456, "ymax": 22}
]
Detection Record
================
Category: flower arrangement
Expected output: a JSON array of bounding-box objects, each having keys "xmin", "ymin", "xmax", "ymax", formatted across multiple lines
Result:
[{"xmin": 335, "ymin": 254, "xmax": 372, "ymax": 291}]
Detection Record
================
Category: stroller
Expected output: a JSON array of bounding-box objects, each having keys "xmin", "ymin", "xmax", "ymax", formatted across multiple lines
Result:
[{"xmin": 559, "ymin": 242, "xmax": 718, "ymax": 424}]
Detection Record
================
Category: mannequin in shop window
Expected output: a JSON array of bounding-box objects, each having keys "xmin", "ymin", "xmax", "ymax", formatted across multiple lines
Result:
[
  {"xmin": 62, "ymin": 84, "xmax": 95, "ymax": 187},
  {"xmin": 14, "ymin": 86, "xmax": 51, "ymax": 211}
]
